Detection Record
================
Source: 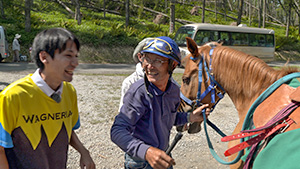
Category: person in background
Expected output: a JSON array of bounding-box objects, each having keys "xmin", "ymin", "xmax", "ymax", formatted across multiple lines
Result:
[
  {"xmin": 111, "ymin": 36, "xmax": 210, "ymax": 169},
  {"xmin": 0, "ymin": 28, "xmax": 95, "ymax": 169},
  {"xmin": 12, "ymin": 33, "xmax": 21, "ymax": 62},
  {"xmin": 118, "ymin": 38, "xmax": 152, "ymax": 112},
  {"xmin": 29, "ymin": 46, "xmax": 34, "ymax": 62}
]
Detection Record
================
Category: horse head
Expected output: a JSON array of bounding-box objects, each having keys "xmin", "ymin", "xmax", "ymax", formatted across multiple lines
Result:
[
  {"xmin": 179, "ymin": 37, "xmax": 225, "ymax": 133},
  {"xmin": 178, "ymin": 36, "xmax": 300, "ymax": 169}
]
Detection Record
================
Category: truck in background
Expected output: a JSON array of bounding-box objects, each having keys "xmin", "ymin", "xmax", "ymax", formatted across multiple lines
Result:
[{"xmin": 174, "ymin": 23, "xmax": 275, "ymax": 63}]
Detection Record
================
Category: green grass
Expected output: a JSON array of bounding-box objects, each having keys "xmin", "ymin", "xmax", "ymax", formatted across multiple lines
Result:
[{"xmin": 2, "ymin": 1, "xmax": 300, "ymax": 63}]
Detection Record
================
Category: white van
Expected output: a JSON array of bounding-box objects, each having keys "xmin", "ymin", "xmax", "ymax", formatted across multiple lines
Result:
[
  {"xmin": 174, "ymin": 23, "xmax": 275, "ymax": 62},
  {"xmin": 0, "ymin": 26, "xmax": 9, "ymax": 62}
]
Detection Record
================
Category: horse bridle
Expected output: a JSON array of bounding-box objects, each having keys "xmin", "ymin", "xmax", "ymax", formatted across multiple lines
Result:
[
  {"xmin": 180, "ymin": 47, "xmax": 226, "ymax": 112},
  {"xmin": 180, "ymin": 47, "xmax": 245, "ymax": 165},
  {"xmin": 180, "ymin": 46, "xmax": 227, "ymax": 137}
]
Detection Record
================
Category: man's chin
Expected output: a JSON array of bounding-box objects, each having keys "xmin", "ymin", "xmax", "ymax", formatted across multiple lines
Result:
[
  {"xmin": 63, "ymin": 77, "xmax": 73, "ymax": 82},
  {"xmin": 146, "ymin": 75, "xmax": 158, "ymax": 83}
]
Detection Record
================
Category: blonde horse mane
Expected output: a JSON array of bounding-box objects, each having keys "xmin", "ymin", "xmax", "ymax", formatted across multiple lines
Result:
[
  {"xmin": 182, "ymin": 38, "xmax": 300, "ymax": 168},
  {"xmin": 199, "ymin": 45, "xmax": 300, "ymax": 101}
]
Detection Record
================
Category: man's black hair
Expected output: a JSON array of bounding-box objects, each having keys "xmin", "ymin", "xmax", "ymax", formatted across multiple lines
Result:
[{"xmin": 31, "ymin": 28, "xmax": 80, "ymax": 70}]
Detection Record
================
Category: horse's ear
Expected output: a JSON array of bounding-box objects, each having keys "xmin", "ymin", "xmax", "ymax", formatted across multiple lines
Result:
[
  {"xmin": 217, "ymin": 39, "xmax": 224, "ymax": 45},
  {"xmin": 186, "ymin": 37, "xmax": 199, "ymax": 58}
]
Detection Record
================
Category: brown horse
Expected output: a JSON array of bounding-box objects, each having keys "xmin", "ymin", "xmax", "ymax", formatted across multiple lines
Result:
[{"xmin": 180, "ymin": 37, "xmax": 300, "ymax": 168}]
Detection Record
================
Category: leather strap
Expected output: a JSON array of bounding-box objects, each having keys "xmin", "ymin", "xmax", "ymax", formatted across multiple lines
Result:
[
  {"xmin": 242, "ymin": 118, "xmax": 295, "ymax": 169},
  {"xmin": 222, "ymin": 101, "xmax": 299, "ymax": 143},
  {"xmin": 221, "ymin": 129, "xmax": 266, "ymax": 142},
  {"xmin": 224, "ymin": 118, "xmax": 294, "ymax": 157}
]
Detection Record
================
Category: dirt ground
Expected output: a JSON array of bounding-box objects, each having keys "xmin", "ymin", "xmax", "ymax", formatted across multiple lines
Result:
[
  {"xmin": 66, "ymin": 72, "xmax": 239, "ymax": 169},
  {"xmin": 0, "ymin": 62, "xmax": 241, "ymax": 169}
]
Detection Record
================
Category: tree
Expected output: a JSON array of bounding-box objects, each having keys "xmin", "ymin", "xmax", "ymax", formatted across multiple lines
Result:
[
  {"xmin": 165, "ymin": 0, "xmax": 168, "ymax": 13},
  {"xmin": 286, "ymin": 1, "xmax": 293, "ymax": 37},
  {"xmin": 73, "ymin": 0, "xmax": 81, "ymax": 25},
  {"xmin": 223, "ymin": 0, "xmax": 227, "ymax": 21},
  {"xmin": 137, "ymin": 0, "xmax": 144, "ymax": 19},
  {"xmin": 125, "ymin": 0, "xmax": 129, "ymax": 27},
  {"xmin": 215, "ymin": 0, "xmax": 217, "ymax": 20},
  {"xmin": 56, "ymin": 0, "xmax": 75, "ymax": 16},
  {"xmin": 237, "ymin": 0, "xmax": 244, "ymax": 25},
  {"xmin": 248, "ymin": 0, "xmax": 252, "ymax": 25},
  {"xmin": 25, "ymin": 0, "xmax": 33, "ymax": 32},
  {"xmin": 103, "ymin": 0, "xmax": 106, "ymax": 17},
  {"xmin": 170, "ymin": 0, "xmax": 175, "ymax": 33},
  {"xmin": 279, "ymin": 0, "xmax": 293, "ymax": 37},
  {"xmin": 258, "ymin": 0, "xmax": 262, "ymax": 27},
  {"xmin": 263, "ymin": 0, "xmax": 266, "ymax": 28},
  {"xmin": 227, "ymin": 0, "xmax": 233, "ymax": 11},
  {"xmin": 202, "ymin": 0, "xmax": 206, "ymax": 23},
  {"xmin": 293, "ymin": 0, "xmax": 300, "ymax": 34},
  {"xmin": 0, "ymin": 0, "xmax": 4, "ymax": 19}
]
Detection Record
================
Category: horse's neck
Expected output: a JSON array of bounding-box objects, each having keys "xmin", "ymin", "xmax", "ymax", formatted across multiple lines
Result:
[
  {"xmin": 215, "ymin": 68, "xmax": 278, "ymax": 119},
  {"xmin": 227, "ymin": 92, "xmax": 260, "ymax": 119},
  {"xmin": 211, "ymin": 50, "xmax": 282, "ymax": 118}
]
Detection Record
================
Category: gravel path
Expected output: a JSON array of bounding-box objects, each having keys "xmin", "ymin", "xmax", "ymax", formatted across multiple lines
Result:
[{"xmin": 0, "ymin": 69, "xmax": 239, "ymax": 169}]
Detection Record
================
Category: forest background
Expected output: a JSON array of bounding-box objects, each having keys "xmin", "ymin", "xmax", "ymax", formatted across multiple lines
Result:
[{"xmin": 1, "ymin": 0, "xmax": 300, "ymax": 63}]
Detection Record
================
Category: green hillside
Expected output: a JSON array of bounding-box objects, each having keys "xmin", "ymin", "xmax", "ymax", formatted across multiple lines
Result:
[{"xmin": 1, "ymin": 0, "xmax": 300, "ymax": 63}]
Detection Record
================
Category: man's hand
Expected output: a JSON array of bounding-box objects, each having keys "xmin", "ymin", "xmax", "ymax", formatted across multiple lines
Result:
[
  {"xmin": 0, "ymin": 146, "xmax": 9, "ymax": 169},
  {"xmin": 79, "ymin": 150, "xmax": 96, "ymax": 169},
  {"xmin": 189, "ymin": 104, "xmax": 210, "ymax": 123},
  {"xmin": 70, "ymin": 131, "xmax": 95, "ymax": 169},
  {"xmin": 145, "ymin": 147, "xmax": 175, "ymax": 169}
]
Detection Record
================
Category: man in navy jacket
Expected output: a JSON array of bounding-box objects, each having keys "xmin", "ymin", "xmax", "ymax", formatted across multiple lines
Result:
[{"xmin": 111, "ymin": 36, "xmax": 209, "ymax": 169}]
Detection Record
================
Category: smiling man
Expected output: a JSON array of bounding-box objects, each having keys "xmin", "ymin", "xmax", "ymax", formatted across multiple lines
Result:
[
  {"xmin": 0, "ymin": 28, "xmax": 95, "ymax": 169},
  {"xmin": 111, "ymin": 36, "xmax": 209, "ymax": 169}
]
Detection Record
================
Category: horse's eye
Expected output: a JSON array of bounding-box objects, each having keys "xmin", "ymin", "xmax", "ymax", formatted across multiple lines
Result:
[{"xmin": 182, "ymin": 76, "xmax": 190, "ymax": 85}]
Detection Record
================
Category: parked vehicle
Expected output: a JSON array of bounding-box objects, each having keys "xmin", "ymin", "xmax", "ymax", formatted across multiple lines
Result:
[
  {"xmin": 0, "ymin": 26, "xmax": 9, "ymax": 62},
  {"xmin": 174, "ymin": 23, "xmax": 275, "ymax": 62}
]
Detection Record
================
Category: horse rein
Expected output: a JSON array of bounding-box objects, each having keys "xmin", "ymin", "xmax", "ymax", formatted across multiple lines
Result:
[
  {"xmin": 172, "ymin": 46, "xmax": 230, "ymax": 162},
  {"xmin": 179, "ymin": 47, "xmax": 226, "ymax": 133},
  {"xmin": 181, "ymin": 47, "xmax": 225, "ymax": 112},
  {"xmin": 180, "ymin": 47, "xmax": 246, "ymax": 165},
  {"xmin": 180, "ymin": 47, "xmax": 226, "ymax": 137}
]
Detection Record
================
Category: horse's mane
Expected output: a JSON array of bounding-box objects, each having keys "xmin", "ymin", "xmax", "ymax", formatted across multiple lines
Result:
[{"xmin": 199, "ymin": 45, "xmax": 299, "ymax": 101}]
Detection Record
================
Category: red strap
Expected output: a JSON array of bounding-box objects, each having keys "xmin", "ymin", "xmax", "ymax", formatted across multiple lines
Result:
[
  {"xmin": 221, "ymin": 129, "xmax": 266, "ymax": 142},
  {"xmin": 223, "ymin": 118, "xmax": 294, "ymax": 157},
  {"xmin": 224, "ymin": 132, "xmax": 267, "ymax": 156}
]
